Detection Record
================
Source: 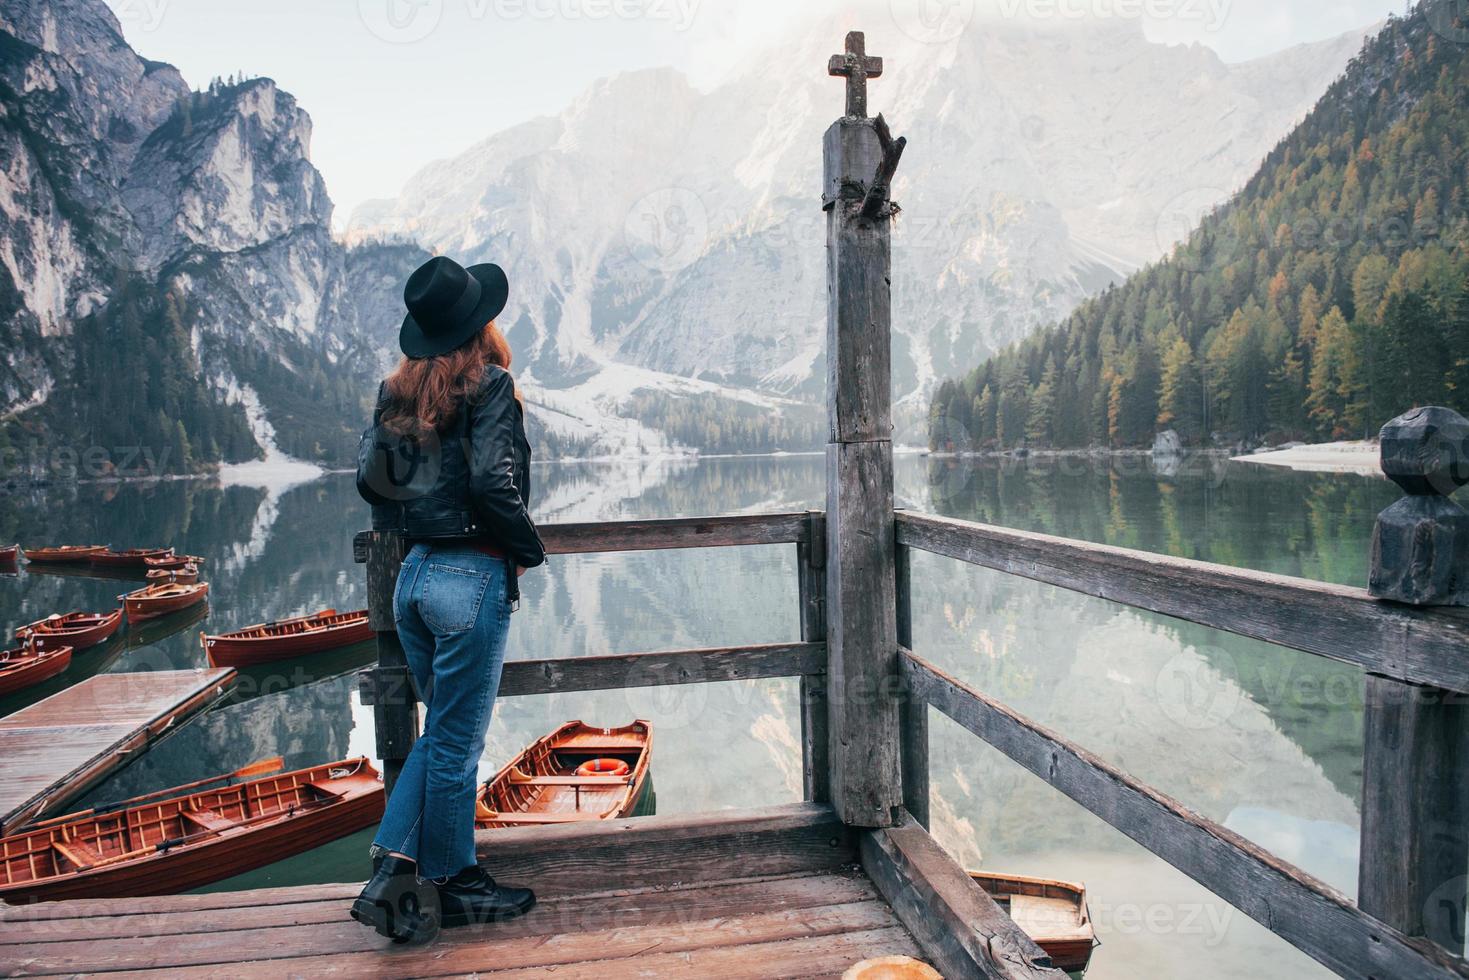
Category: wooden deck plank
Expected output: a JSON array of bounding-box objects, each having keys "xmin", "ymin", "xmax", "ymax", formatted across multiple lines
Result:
[
  {"xmin": 465, "ymin": 926, "xmax": 923, "ymax": 980},
  {"xmin": 6, "ymin": 870, "xmax": 870, "ymax": 945},
  {"xmin": 472, "ymin": 801, "xmax": 856, "ymax": 896},
  {"xmin": 861, "ymin": 814, "xmax": 1064, "ymax": 979},
  {"xmin": 0, "ymin": 670, "xmax": 236, "ymax": 834},
  {"xmin": 51, "ymin": 899, "xmax": 898, "ymax": 978},
  {"xmin": 24, "ymin": 928, "xmax": 922, "ymax": 980},
  {"xmin": 0, "ymin": 883, "xmax": 361, "ymax": 923},
  {"xmin": 5, "ymin": 876, "xmax": 894, "ymax": 977}
]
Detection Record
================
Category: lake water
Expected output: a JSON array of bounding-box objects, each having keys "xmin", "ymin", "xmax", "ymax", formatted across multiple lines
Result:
[{"xmin": 0, "ymin": 454, "xmax": 1401, "ymax": 978}]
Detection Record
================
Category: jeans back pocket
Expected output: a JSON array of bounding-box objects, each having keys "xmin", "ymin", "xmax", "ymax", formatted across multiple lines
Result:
[{"xmin": 420, "ymin": 560, "xmax": 493, "ymax": 634}]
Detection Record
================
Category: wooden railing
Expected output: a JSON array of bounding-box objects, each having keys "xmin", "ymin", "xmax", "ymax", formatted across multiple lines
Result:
[
  {"xmin": 353, "ymin": 510, "xmax": 831, "ymax": 804},
  {"xmin": 893, "ymin": 508, "xmax": 1469, "ymax": 980}
]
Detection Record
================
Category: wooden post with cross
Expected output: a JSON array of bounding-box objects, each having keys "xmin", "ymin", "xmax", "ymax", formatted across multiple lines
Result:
[{"xmin": 822, "ymin": 31, "xmax": 907, "ymax": 828}]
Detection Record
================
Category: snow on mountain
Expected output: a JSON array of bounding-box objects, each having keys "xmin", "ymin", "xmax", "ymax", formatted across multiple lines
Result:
[{"xmin": 351, "ymin": 17, "xmax": 1370, "ymax": 446}]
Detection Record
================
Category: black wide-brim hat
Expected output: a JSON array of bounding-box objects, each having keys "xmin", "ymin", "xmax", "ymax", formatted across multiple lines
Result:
[{"xmin": 399, "ymin": 256, "xmax": 509, "ymax": 359}]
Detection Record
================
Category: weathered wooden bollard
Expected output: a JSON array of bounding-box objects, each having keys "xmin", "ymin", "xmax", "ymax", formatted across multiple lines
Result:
[
  {"xmin": 823, "ymin": 31, "xmax": 907, "ymax": 827},
  {"xmin": 353, "ymin": 529, "xmax": 418, "ymax": 796},
  {"xmin": 1360, "ymin": 406, "xmax": 1469, "ymax": 953}
]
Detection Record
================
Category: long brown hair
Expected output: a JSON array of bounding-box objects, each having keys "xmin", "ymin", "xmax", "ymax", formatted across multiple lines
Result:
[{"xmin": 381, "ymin": 320, "xmax": 514, "ymax": 433}]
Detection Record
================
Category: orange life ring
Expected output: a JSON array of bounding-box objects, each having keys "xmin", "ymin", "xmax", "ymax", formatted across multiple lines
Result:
[{"xmin": 576, "ymin": 758, "xmax": 630, "ymax": 777}]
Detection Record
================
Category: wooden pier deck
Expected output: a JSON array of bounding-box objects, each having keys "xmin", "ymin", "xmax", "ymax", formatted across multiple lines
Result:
[
  {"xmin": 0, "ymin": 804, "xmax": 1022, "ymax": 979},
  {"xmin": 0, "ymin": 670, "xmax": 236, "ymax": 835}
]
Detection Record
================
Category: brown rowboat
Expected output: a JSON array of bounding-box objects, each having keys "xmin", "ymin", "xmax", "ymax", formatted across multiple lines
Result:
[
  {"xmin": 121, "ymin": 582, "xmax": 209, "ymax": 622},
  {"xmin": 476, "ymin": 720, "xmax": 652, "ymax": 828},
  {"xmin": 0, "ymin": 757, "xmax": 384, "ymax": 904},
  {"xmin": 0, "ymin": 643, "xmax": 74, "ymax": 696},
  {"xmin": 23, "ymin": 545, "xmax": 108, "ymax": 564},
  {"xmin": 147, "ymin": 564, "xmax": 200, "ymax": 585},
  {"xmin": 16, "ymin": 609, "xmax": 124, "ymax": 653},
  {"xmin": 92, "ymin": 548, "xmax": 174, "ymax": 568},
  {"xmin": 0, "ymin": 545, "xmax": 17, "ymax": 564},
  {"xmin": 202, "ymin": 609, "xmax": 372, "ymax": 668},
  {"xmin": 144, "ymin": 554, "xmax": 205, "ymax": 571},
  {"xmin": 969, "ymin": 871, "xmax": 1096, "ymax": 975}
]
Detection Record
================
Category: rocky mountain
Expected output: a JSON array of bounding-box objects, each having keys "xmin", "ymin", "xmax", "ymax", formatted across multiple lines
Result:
[
  {"xmin": 0, "ymin": 0, "xmax": 422, "ymax": 475},
  {"xmin": 351, "ymin": 17, "xmax": 1372, "ymax": 449}
]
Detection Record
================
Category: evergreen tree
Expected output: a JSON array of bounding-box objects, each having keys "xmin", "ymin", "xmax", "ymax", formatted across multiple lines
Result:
[
  {"xmin": 1026, "ymin": 360, "xmax": 1058, "ymax": 445},
  {"xmin": 1158, "ymin": 335, "xmax": 1204, "ymax": 441}
]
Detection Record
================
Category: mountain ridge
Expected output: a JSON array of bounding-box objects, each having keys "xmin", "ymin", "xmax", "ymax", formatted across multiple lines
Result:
[{"xmin": 351, "ymin": 15, "xmax": 1373, "ymax": 451}]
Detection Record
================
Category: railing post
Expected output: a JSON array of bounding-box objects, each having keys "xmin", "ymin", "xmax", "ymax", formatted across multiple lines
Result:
[
  {"xmin": 1359, "ymin": 407, "xmax": 1469, "ymax": 954},
  {"xmin": 354, "ymin": 530, "xmax": 418, "ymax": 797},
  {"xmin": 821, "ymin": 31, "xmax": 906, "ymax": 827},
  {"xmin": 797, "ymin": 510, "xmax": 830, "ymax": 804},
  {"xmin": 896, "ymin": 540, "xmax": 929, "ymax": 829}
]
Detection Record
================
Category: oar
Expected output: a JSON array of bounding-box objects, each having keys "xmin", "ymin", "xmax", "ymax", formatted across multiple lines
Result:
[{"xmin": 27, "ymin": 757, "xmax": 286, "ymax": 828}]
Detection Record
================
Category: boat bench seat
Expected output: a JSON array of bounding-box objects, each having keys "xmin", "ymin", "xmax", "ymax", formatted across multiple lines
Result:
[
  {"xmin": 52, "ymin": 838, "xmax": 105, "ymax": 870},
  {"xmin": 479, "ymin": 811, "xmax": 618, "ymax": 824},
  {"xmin": 506, "ymin": 775, "xmax": 632, "ymax": 787},
  {"xmin": 302, "ymin": 781, "xmax": 345, "ymax": 800},
  {"xmin": 181, "ymin": 808, "xmax": 235, "ymax": 833}
]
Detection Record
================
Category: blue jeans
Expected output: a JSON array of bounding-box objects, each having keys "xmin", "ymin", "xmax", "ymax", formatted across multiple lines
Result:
[{"xmin": 372, "ymin": 544, "xmax": 512, "ymax": 879}]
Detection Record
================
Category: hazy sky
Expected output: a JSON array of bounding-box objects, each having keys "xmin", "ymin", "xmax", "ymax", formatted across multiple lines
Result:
[{"xmin": 104, "ymin": 0, "xmax": 1401, "ymax": 224}]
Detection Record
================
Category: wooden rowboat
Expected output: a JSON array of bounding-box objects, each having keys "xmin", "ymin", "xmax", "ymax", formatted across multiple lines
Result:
[
  {"xmin": 0, "ymin": 643, "xmax": 74, "ymax": 696},
  {"xmin": 16, "ymin": 609, "xmax": 124, "ymax": 653},
  {"xmin": 476, "ymin": 720, "xmax": 652, "ymax": 828},
  {"xmin": 0, "ymin": 757, "xmax": 384, "ymax": 904},
  {"xmin": 144, "ymin": 554, "xmax": 205, "ymax": 571},
  {"xmin": 23, "ymin": 545, "xmax": 108, "ymax": 564},
  {"xmin": 969, "ymin": 871, "xmax": 1096, "ymax": 975},
  {"xmin": 202, "ymin": 609, "xmax": 372, "ymax": 668},
  {"xmin": 147, "ymin": 564, "xmax": 199, "ymax": 585},
  {"xmin": 92, "ymin": 548, "xmax": 173, "ymax": 568},
  {"xmin": 121, "ymin": 582, "xmax": 208, "ymax": 622},
  {"xmin": 0, "ymin": 545, "xmax": 17, "ymax": 564}
]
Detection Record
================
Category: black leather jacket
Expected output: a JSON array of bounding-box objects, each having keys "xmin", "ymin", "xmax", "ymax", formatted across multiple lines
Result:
[{"xmin": 356, "ymin": 365, "xmax": 546, "ymax": 568}]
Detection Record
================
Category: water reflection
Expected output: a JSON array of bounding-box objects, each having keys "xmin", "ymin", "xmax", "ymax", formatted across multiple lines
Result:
[{"xmin": 0, "ymin": 453, "xmax": 1401, "ymax": 979}]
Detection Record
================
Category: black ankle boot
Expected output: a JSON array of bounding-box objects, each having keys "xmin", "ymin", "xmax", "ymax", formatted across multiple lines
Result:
[
  {"xmin": 350, "ymin": 854, "xmax": 441, "ymax": 945},
  {"xmin": 437, "ymin": 865, "xmax": 536, "ymax": 927}
]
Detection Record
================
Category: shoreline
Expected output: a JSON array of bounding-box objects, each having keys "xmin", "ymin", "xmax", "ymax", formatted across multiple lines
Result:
[
  {"xmin": 1230, "ymin": 440, "xmax": 1382, "ymax": 476},
  {"xmin": 4, "ymin": 442, "xmax": 1387, "ymax": 489}
]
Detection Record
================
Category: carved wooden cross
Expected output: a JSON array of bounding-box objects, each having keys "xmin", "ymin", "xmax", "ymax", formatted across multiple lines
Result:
[{"xmin": 827, "ymin": 31, "xmax": 883, "ymax": 118}]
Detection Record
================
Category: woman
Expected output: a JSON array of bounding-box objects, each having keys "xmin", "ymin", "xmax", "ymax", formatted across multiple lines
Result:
[{"xmin": 352, "ymin": 256, "xmax": 545, "ymax": 945}]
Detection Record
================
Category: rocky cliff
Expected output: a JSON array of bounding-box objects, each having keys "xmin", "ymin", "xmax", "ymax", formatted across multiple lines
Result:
[{"xmin": 0, "ymin": 0, "xmax": 420, "ymax": 475}]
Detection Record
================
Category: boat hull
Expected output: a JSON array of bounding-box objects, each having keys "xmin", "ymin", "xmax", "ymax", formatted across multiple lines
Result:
[
  {"xmin": 0, "ymin": 647, "xmax": 73, "ymax": 696},
  {"xmin": 145, "ymin": 554, "xmax": 203, "ymax": 571},
  {"xmin": 204, "ymin": 611, "xmax": 373, "ymax": 668},
  {"xmin": 23, "ymin": 546, "xmax": 108, "ymax": 564},
  {"xmin": 147, "ymin": 566, "xmax": 199, "ymax": 585},
  {"xmin": 0, "ymin": 760, "xmax": 383, "ymax": 904},
  {"xmin": 17, "ymin": 610, "xmax": 124, "ymax": 653},
  {"xmin": 969, "ymin": 871, "xmax": 1095, "ymax": 975},
  {"xmin": 477, "ymin": 720, "xmax": 653, "ymax": 829},
  {"xmin": 92, "ymin": 549, "xmax": 173, "ymax": 568},
  {"xmin": 123, "ymin": 584, "xmax": 209, "ymax": 622}
]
